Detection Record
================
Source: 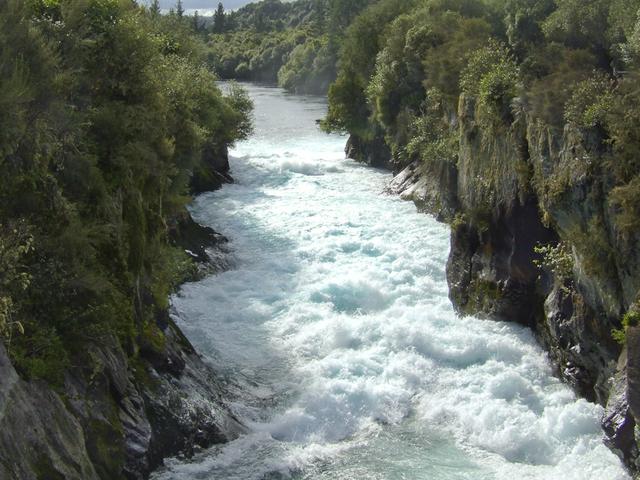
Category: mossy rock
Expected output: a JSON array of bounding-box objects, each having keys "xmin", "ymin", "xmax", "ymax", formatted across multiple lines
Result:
[
  {"xmin": 464, "ymin": 279, "xmax": 504, "ymax": 317},
  {"xmin": 85, "ymin": 415, "xmax": 125, "ymax": 479},
  {"xmin": 34, "ymin": 455, "xmax": 67, "ymax": 480}
]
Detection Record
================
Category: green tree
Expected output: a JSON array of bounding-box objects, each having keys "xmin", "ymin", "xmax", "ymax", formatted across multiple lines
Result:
[
  {"xmin": 150, "ymin": 0, "xmax": 161, "ymax": 17},
  {"xmin": 213, "ymin": 2, "xmax": 226, "ymax": 33},
  {"xmin": 193, "ymin": 10, "xmax": 201, "ymax": 32},
  {"xmin": 323, "ymin": 0, "xmax": 417, "ymax": 135}
]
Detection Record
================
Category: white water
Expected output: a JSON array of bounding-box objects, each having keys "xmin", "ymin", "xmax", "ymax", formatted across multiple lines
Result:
[{"xmin": 153, "ymin": 85, "xmax": 628, "ymax": 480}]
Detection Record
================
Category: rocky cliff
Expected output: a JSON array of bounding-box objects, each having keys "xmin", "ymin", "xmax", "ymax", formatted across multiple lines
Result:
[
  {"xmin": 0, "ymin": 157, "xmax": 241, "ymax": 480},
  {"xmin": 359, "ymin": 92, "xmax": 640, "ymax": 473}
]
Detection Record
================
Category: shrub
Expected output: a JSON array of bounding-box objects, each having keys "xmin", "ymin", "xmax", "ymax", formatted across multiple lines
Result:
[
  {"xmin": 564, "ymin": 73, "xmax": 615, "ymax": 128},
  {"xmin": 610, "ymin": 177, "xmax": 640, "ymax": 231},
  {"xmin": 524, "ymin": 45, "xmax": 597, "ymax": 127},
  {"xmin": 534, "ymin": 242, "xmax": 574, "ymax": 289},
  {"xmin": 612, "ymin": 309, "xmax": 640, "ymax": 344},
  {"xmin": 0, "ymin": 223, "xmax": 33, "ymax": 341},
  {"xmin": 461, "ymin": 40, "xmax": 520, "ymax": 125},
  {"xmin": 406, "ymin": 88, "xmax": 459, "ymax": 165}
]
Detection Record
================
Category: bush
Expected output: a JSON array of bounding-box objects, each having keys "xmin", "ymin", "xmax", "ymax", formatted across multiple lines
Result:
[
  {"xmin": 612, "ymin": 308, "xmax": 640, "ymax": 344},
  {"xmin": 406, "ymin": 88, "xmax": 459, "ymax": 165},
  {"xmin": 461, "ymin": 40, "xmax": 520, "ymax": 124},
  {"xmin": 610, "ymin": 177, "xmax": 640, "ymax": 231},
  {"xmin": 533, "ymin": 242, "xmax": 574, "ymax": 291},
  {"xmin": 564, "ymin": 73, "xmax": 615, "ymax": 128},
  {"xmin": 0, "ymin": 223, "xmax": 32, "ymax": 341}
]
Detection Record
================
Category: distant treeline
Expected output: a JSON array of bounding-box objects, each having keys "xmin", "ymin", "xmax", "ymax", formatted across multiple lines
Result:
[{"xmin": 191, "ymin": 0, "xmax": 375, "ymax": 94}]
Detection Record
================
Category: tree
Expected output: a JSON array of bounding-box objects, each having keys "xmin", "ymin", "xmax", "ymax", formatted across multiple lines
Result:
[
  {"xmin": 150, "ymin": 0, "xmax": 160, "ymax": 17},
  {"xmin": 193, "ymin": 10, "xmax": 201, "ymax": 32},
  {"xmin": 0, "ymin": 0, "xmax": 253, "ymax": 384},
  {"xmin": 213, "ymin": 2, "xmax": 225, "ymax": 33},
  {"xmin": 176, "ymin": 0, "xmax": 184, "ymax": 18}
]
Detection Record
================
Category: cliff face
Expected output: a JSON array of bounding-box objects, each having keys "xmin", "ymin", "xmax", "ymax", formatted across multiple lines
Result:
[
  {"xmin": 345, "ymin": 135, "xmax": 392, "ymax": 170},
  {"xmin": 372, "ymin": 93, "xmax": 640, "ymax": 472},
  {"xmin": 1, "ymin": 305, "xmax": 243, "ymax": 480},
  {"xmin": 0, "ymin": 157, "xmax": 240, "ymax": 480},
  {"xmin": 191, "ymin": 144, "xmax": 234, "ymax": 195}
]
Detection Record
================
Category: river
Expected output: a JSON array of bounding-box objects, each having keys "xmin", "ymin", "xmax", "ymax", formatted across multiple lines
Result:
[{"xmin": 152, "ymin": 84, "xmax": 628, "ymax": 480}]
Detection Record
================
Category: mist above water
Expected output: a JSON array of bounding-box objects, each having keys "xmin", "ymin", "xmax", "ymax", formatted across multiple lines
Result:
[{"xmin": 153, "ymin": 84, "xmax": 628, "ymax": 480}]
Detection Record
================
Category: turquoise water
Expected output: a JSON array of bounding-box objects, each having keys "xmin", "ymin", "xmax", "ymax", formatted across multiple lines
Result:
[{"xmin": 152, "ymin": 85, "xmax": 628, "ymax": 480}]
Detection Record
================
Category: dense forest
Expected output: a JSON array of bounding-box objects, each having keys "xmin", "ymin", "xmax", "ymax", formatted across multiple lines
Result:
[
  {"xmin": 0, "ymin": 0, "xmax": 251, "ymax": 385},
  {"xmin": 202, "ymin": 0, "xmax": 374, "ymax": 93}
]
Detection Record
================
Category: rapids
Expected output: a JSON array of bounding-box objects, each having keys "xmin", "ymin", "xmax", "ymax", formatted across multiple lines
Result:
[{"xmin": 152, "ymin": 84, "xmax": 628, "ymax": 480}]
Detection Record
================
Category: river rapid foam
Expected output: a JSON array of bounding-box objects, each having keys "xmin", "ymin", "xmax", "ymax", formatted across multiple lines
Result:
[{"xmin": 152, "ymin": 85, "xmax": 628, "ymax": 480}]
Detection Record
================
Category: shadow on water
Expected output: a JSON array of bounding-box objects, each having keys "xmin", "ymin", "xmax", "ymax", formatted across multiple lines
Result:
[{"xmin": 170, "ymin": 164, "xmax": 312, "ymax": 426}]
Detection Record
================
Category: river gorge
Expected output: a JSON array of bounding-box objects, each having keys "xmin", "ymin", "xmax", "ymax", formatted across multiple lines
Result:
[{"xmin": 151, "ymin": 84, "xmax": 628, "ymax": 480}]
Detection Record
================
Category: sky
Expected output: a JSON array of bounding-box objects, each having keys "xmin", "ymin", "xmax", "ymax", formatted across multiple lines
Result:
[{"xmin": 156, "ymin": 0, "xmax": 259, "ymax": 14}]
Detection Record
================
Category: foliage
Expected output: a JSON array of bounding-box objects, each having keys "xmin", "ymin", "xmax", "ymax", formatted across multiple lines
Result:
[
  {"xmin": 461, "ymin": 40, "xmax": 520, "ymax": 124},
  {"xmin": 213, "ymin": 2, "xmax": 226, "ymax": 33},
  {"xmin": 564, "ymin": 74, "xmax": 615, "ymax": 128},
  {"xmin": 224, "ymin": 82, "xmax": 255, "ymax": 140},
  {"xmin": 201, "ymin": 0, "xmax": 376, "ymax": 93},
  {"xmin": 502, "ymin": 0, "xmax": 555, "ymax": 56},
  {"xmin": 422, "ymin": 15, "xmax": 493, "ymax": 98},
  {"xmin": 533, "ymin": 242, "xmax": 574, "ymax": 288},
  {"xmin": 207, "ymin": 28, "xmax": 309, "ymax": 82},
  {"xmin": 323, "ymin": 0, "xmax": 417, "ymax": 134},
  {"xmin": 225, "ymin": 0, "xmax": 314, "ymax": 32},
  {"xmin": 324, "ymin": 0, "xmax": 640, "ymax": 185},
  {"xmin": 612, "ymin": 308, "xmax": 640, "ymax": 345},
  {"xmin": 278, "ymin": 36, "xmax": 334, "ymax": 93},
  {"xmin": 523, "ymin": 45, "xmax": 597, "ymax": 127},
  {"xmin": 406, "ymin": 88, "xmax": 459, "ymax": 167},
  {"xmin": 610, "ymin": 176, "xmax": 640, "ymax": 231},
  {"xmin": 603, "ymin": 73, "xmax": 640, "ymax": 233},
  {"xmin": 0, "ymin": 0, "xmax": 252, "ymax": 382},
  {"xmin": 0, "ymin": 223, "xmax": 33, "ymax": 341},
  {"xmin": 542, "ymin": 0, "xmax": 638, "ymax": 68}
]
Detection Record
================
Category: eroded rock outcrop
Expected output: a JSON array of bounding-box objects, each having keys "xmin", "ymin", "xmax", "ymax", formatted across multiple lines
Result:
[
  {"xmin": 191, "ymin": 143, "xmax": 234, "ymax": 194},
  {"xmin": 345, "ymin": 134, "xmax": 392, "ymax": 170},
  {"xmin": 0, "ymin": 343, "xmax": 99, "ymax": 480}
]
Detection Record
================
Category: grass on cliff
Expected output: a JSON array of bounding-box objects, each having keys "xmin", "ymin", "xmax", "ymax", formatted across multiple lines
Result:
[{"xmin": 613, "ymin": 310, "xmax": 640, "ymax": 345}]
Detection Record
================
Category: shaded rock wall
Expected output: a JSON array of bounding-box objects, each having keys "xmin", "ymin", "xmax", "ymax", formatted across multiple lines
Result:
[
  {"xmin": 190, "ymin": 143, "xmax": 234, "ymax": 194},
  {"xmin": 386, "ymin": 93, "xmax": 640, "ymax": 473},
  {"xmin": 0, "ymin": 343, "xmax": 99, "ymax": 480},
  {"xmin": 345, "ymin": 134, "xmax": 392, "ymax": 170}
]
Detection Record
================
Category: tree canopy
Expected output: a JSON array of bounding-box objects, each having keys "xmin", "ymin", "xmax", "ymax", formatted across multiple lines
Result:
[{"xmin": 0, "ymin": 0, "xmax": 252, "ymax": 381}]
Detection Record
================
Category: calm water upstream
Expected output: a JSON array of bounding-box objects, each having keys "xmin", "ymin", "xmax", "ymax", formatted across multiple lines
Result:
[{"xmin": 152, "ymin": 84, "xmax": 628, "ymax": 480}]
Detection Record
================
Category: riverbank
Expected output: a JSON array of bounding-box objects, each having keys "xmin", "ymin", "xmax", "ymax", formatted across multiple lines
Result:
[{"xmin": 0, "ymin": 157, "xmax": 244, "ymax": 480}]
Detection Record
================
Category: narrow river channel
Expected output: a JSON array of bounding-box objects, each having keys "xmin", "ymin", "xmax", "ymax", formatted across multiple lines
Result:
[{"xmin": 153, "ymin": 84, "xmax": 627, "ymax": 480}]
